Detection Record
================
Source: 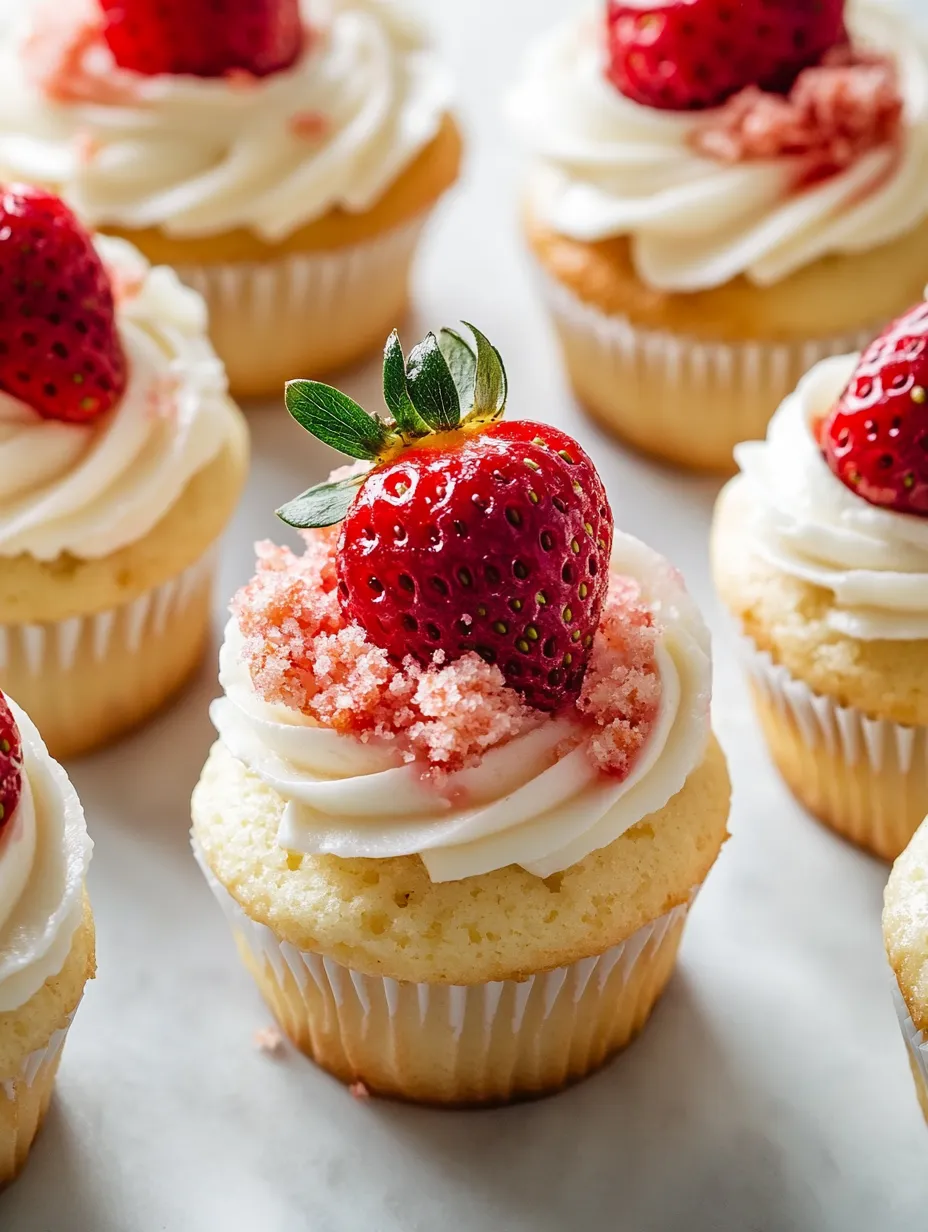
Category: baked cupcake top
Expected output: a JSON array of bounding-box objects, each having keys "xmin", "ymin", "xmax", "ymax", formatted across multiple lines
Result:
[
  {"xmin": 508, "ymin": 0, "xmax": 927, "ymax": 292},
  {"xmin": 0, "ymin": 0, "xmax": 452, "ymax": 243},
  {"xmin": 0, "ymin": 691, "xmax": 91, "ymax": 1013},
  {"xmin": 0, "ymin": 184, "xmax": 239, "ymax": 562},
  {"xmin": 731, "ymin": 300, "xmax": 928, "ymax": 640},
  {"xmin": 210, "ymin": 325, "xmax": 712, "ymax": 882}
]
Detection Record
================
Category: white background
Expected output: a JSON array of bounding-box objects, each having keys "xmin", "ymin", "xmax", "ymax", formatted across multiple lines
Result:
[{"xmin": 3, "ymin": 1, "xmax": 928, "ymax": 1229}]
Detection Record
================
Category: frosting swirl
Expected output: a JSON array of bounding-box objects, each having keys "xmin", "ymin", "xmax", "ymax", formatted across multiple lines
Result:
[
  {"xmin": 733, "ymin": 352, "xmax": 928, "ymax": 639},
  {"xmin": 0, "ymin": 234, "xmax": 238, "ymax": 561},
  {"xmin": 507, "ymin": 0, "xmax": 928, "ymax": 291},
  {"xmin": 0, "ymin": 0, "xmax": 452, "ymax": 242},
  {"xmin": 210, "ymin": 532, "xmax": 712, "ymax": 882},
  {"xmin": 0, "ymin": 701, "xmax": 92, "ymax": 1013}
]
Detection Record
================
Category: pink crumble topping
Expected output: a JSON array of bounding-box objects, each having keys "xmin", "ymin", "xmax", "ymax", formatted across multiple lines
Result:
[
  {"xmin": 253, "ymin": 1026, "xmax": 285, "ymax": 1056},
  {"xmin": 289, "ymin": 111, "xmax": 330, "ymax": 140},
  {"xmin": 24, "ymin": 4, "xmax": 145, "ymax": 106},
  {"xmin": 234, "ymin": 532, "xmax": 664, "ymax": 780},
  {"xmin": 692, "ymin": 47, "xmax": 903, "ymax": 182}
]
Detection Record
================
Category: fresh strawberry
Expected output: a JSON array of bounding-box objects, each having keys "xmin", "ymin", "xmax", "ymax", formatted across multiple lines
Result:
[
  {"xmin": 99, "ymin": 0, "xmax": 304, "ymax": 79},
  {"xmin": 820, "ymin": 302, "xmax": 928, "ymax": 516},
  {"xmin": 0, "ymin": 692, "xmax": 24, "ymax": 833},
  {"xmin": 605, "ymin": 0, "xmax": 848, "ymax": 111},
  {"xmin": 277, "ymin": 325, "xmax": 615, "ymax": 711},
  {"xmin": 0, "ymin": 186, "xmax": 126, "ymax": 424}
]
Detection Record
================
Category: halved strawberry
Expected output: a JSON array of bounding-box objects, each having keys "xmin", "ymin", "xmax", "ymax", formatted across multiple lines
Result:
[
  {"xmin": 0, "ymin": 692, "xmax": 24, "ymax": 833},
  {"xmin": 0, "ymin": 185, "xmax": 126, "ymax": 424},
  {"xmin": 277, "ymin": 325, "xmax": 614, "ymax": 711}
]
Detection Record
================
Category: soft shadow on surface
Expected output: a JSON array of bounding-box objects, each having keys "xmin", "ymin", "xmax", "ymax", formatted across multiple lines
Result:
[{"xmin": 363, "ymin": 972, "xmax": 819, "ymax": 1232}]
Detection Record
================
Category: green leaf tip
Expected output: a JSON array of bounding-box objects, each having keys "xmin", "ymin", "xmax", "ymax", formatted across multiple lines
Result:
[
  {"xmin": 439, "ymin": 328, "xmax": 477, "ymax": 415},
  {"xmin": 276, "ymin": 472, "xmax": 365, "ymax": 529},
  {"xmin": 284, "ymin": 379, "xmax": 393, "ymax": 461},
  {"xmin": 382, "ymin": 331, "xmax": 429, "ymax": 439},
  {"xmin": 405, "ymin": 332, "xmax": 462, "ymax": 431},
  {"xmin": 462, "ymin": 321, "xmax": 508, "ymax": 425}
]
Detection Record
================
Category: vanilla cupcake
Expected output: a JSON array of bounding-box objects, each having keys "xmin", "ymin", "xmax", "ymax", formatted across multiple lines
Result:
[
  {"xmin": 0, "ymin": 0, "xmax": 461, "ymax": 398},
  {"xmin": 193, "ymin": 323, "xmax": 730, "ymax": 1104},
  {"xmin": 0, "ymin": 185, "xmax": 247, "ymax": 759},
  {"xmin": 508, "ymin": 0, "xmax": 928, "ymax": 472},
  {"xmin": 713, "ymin": 299, "xmax": 928, "ymax": 859},
  {"xmin": 0, "ymin": 692, "xmax": 94, "ymax": 1186},
  {"xmin": 884, "ymin": 819, "xmax": 928, "ymax": 1122}
]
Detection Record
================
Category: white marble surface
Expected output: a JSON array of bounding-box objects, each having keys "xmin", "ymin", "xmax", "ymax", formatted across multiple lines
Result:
[{"xmin": 2, "ymin": 2, "xmax": 928, "ymax": 1228}]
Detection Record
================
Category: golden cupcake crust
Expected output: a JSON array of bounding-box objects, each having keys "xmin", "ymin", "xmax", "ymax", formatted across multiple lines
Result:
[
  {"xmin": 713, "ymin": 477, "xmax": 928, "ymax": 726},
  {"xmin": 106, "ymin": 116, "xmax": 463, "ymax": 266},
  {"xmin": 192, "ymin": 736, "xmax": 731, "ymax": 985},
  {"xmin": 885, "ymin": 820, "xmax": 928, "ymax": 1033},
  {"xmin": 0, "ymin": 892, "xmax": 95, "ymax": 1079},
  {"xmin": 525, "ymin": 206, "xmax": 928, "ymax": 342},
  {"xmin": 0, "ymin": 404, "xmax": 249, "ymax": 625}
]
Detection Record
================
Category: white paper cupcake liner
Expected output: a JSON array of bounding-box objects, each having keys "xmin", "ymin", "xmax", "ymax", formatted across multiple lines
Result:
[
  {"xmin": 891, "ymin": 979, "xmax": 928, "ymax": 1121},
  {"xmin": 0, "ymin": 546, "xmax": 218, "ymax": 758},
  {"xmin": 538, "ymin": 269, "xmax": 875, "ymax": 470},
  {"xmin": 738, "ymin": 635, "xmax": 928, "ymax": 858},
  {"xmin": 177, "ymin": 217, "xmax": 428, "ymax": 398},
  {"xmin": 0, "ymin": 1013, "xmax": 73, "ymax": 1103},
  {"xmin": 194, "ymin": 845, "xmax": 694, "ymax": 1104}
]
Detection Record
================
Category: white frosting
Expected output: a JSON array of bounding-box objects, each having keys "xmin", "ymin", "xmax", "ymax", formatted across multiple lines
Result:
[
  {"xmin": 733, "ymin": 352, "xmax": 928, "ymax": 639},
  {"xmin": 0, "ymin": 234, "xmax": 238, "ymax": 561},
  {"xmin": 0, "ymin": 0, "xmax": 451, "ymax": 242},
  {"xmin": 210, "ymin": 532, "xmax": 712, "ymax": 883},
  {"xmin": 0, "ymin": 701, "xmax": 92, "ymax": 1014},
  {"xmin": 507, "ymin": 0, "xmax": 928, "ymax": 291}
]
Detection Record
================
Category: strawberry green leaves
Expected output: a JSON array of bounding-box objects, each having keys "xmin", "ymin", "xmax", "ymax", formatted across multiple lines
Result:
[
  {"xmin": 284, "ymin": 380, "xmax": 394, "ymax": 461},
  {"xmin": 276, "ymin": 471, "xmax": 366, "ymax": 529},
  {"xmin": 277, "ymin": 322, "xmax": 509, "ymax": 530}
]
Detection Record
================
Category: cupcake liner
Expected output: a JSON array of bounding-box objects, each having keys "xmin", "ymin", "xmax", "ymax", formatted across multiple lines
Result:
[
  {"xmin": 195, "ymin": 847, "xmax": 695, "ymax": 1106},
  {"xmin": 0, "ymin": 1014, "xmax": 73, "ymax": 1188},
  {"xmin": 0, "ymin": 546, "xmax": 217, "ymax": 759},
  {"xmin": 177, "ymin": 217, "xmax": 429, "ymax": 399},
  {"xmin": 738, "ymin": 636, "xmax": 928, "ymax": 860},
  {"xmin": 891, "ymin": 980, "xmax": 928, "ymax": 1123},
  {"xmin": 538, "ymin": 270, "xmax": 874, "ymax": 472}
]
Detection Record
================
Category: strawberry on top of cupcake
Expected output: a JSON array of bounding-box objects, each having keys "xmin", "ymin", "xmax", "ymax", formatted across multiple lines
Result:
[
  {"xmin": 0, "ymin": 183, "xmax": 237, "ymax": 563},
  {"xmin": 508, "ymin": 0, "xmax": 925, "ymax": 293},
  {"xmin": 211, "ymin": 324, "xmax": 714, "ymax": 882}
]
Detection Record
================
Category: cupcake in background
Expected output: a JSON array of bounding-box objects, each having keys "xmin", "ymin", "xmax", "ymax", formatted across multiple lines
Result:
[
  {"xmin": 508, "ymin": 0, "xmax": 928, "ymax": 472},
  {"xmin": 192, "ymin": 323, "xmax": 730, "ymax": 1105},
  {"xmin": 0, "ymin": 0, "xmax": 462, "ymax": 398},
  {"xmin": 884, "ymin": 817, "xmax": 928, "ymax": 1123},
  {"xmin": 0, "ymin": 692, "xmax": 94, "ymax": 1186},
  {"xmin": 713, "ymin": 300, "xmax": 928, "ymax": 860},
  {"xmin": 0, "ymin": 184, "xmax": 248, "ymax": 759}
]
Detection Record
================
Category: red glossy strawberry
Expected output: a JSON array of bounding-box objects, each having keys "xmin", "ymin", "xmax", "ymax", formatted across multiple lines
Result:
[
  {"xmin": 100, "ymin": 0, "xmax": 304, "ymax": 79},
  {"xmin": 0, "ymin": 692, "xmax": 23, "ymax": 833},
  {"xmin": 605, "ymin": 0, "xmax": 847, "ymax": 111},
  {"xmin": 278, "ymin": 326, "xmax": 615, "ymax": 711},
  {"xmin": 0, "ymin": 186, "xmax": 127, "ymax": 424},
  {"xmin": 820, "ymin": 302, "xmax": 928, "ymax": 516}
]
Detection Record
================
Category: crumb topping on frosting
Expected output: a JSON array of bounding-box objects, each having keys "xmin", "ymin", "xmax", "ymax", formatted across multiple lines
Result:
[
  {"xmin": 234, "ymin": 530, "xmax": 662, "ymax": 778},
  {"xmin": 693, "ymin": 47, "xmax": 903, "ymax": 181}
]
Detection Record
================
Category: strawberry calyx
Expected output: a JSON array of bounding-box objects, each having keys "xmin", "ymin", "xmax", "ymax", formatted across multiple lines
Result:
[{"xmin": 277, "ymin": 324, "xmax": 509, "ymax": 530}]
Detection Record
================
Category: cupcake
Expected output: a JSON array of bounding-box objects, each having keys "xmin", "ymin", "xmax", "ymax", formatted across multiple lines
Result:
[
  {"xmin": 508, "ymin": 0, "xmax": 928, "ymax": 472},
  {"xmin": 713, "ymin": 300, "xmax": 928, "ymax": 860},
  {"xmin": 884, "ymin": 817, "xmax": 928, "ymax": 1123},
  {"xmin": 0, "ymin": 0, "xmax": 462, "ymax": 398},
  {"xmin": 0, "ymin": 692, "xmax": 94, "ymax": 1186},
  {"xmin": 0, "ymin": 184, "xmax": 248, "ymax": 759},
  {"xmin": 192, "ymin": 323, "xmax": 731, "ymax": 1105}
]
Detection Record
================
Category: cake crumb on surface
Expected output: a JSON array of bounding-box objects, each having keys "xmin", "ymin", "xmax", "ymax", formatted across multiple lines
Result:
[{"xmin": 254, "ymin": 1026, "xmax": 285, "ymax": 1056}]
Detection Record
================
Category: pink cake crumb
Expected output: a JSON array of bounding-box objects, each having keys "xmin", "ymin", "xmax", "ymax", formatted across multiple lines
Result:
[
  {"xmin": 234, "ymin": 533, "xmax": 664, "ymax": 780},
  {"xmin": 254, "ymin": 1026, "xmax": 285, "ymax": 1056},
  {"xmin": 24, "ymin": 3, "xmax": 145, "ymax": 106},
  {"xmin": 577, "ymin": 575, "xmax": 661, "ymax": 778},
  {"xmin": 693, "ymin": 47, "xmax": 902, "ymax": 182},
  {"xmin": 289, "ymin": 111, "xmax": 330, "ymax": 140},
  {"xmin": 349, "ymin": 1081, "xmax": 371, "ymax": 1101}
]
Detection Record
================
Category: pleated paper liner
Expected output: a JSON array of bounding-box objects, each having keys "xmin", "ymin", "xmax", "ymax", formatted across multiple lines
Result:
[
  {"xmin": 738, "ymin": 637, "xmax": 928, "ymax": 861},
  {"xmin": 538, "ymin": 270, "xmax": 875, "ymax": 473},
  {"xmin": 195, "ymin": 846, "xmax": 697, "ymax": 1106},
  {"xmin": 0, "ymin": 1015, "xmax": 73, "ymax": 1188},
  {"xmin": 0, "ymin": 547, "xmax": 218, "ymax": 759},
  {"xmin": 892, "ymin": 981, "xmax": 928, "ymax": 1124},
  {"xmin": 178, "ymin": 216, "xmax": 428, "ymax": 400}
]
